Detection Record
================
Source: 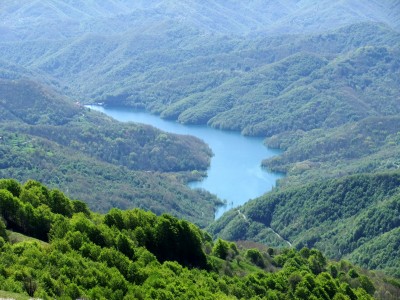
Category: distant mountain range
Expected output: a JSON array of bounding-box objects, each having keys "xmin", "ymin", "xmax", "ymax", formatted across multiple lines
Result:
[{"xmin": 0, "ymin": 0, "xmax": 398, "ymax": 41}]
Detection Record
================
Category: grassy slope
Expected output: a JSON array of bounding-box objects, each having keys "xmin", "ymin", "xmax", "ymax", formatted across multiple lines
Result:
[
  {"xmin": 0, "ymin": 290, "xmax": 31, "ymax": 300},
  {"xmin": 7, "ymin": 231, "xmax": 49, "ymax": 247}
]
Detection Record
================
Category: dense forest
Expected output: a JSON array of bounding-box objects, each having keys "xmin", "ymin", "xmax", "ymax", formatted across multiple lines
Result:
[
  {"xmin": 1, "ymin": 2, "xmax": 398, "ymax": 189},
  {"xmin": 0, "ymin": 78, "xmax": 222, "ymax": 227},
  {"xmin": 0, "ymin": 1, "xmax": 400, "ymax": 298},
  {"xmin": 208, "ymin": 171, "xmax": 400, "ymax": 278},
  {"xmin": 0, "ymin": 179, "xmax": 399, "ymax": 299}
]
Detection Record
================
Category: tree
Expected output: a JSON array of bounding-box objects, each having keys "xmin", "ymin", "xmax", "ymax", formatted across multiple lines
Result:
[
  {"xmin": 0, "ymin": 179, "xmax": 21, "ymax": 197},
  {"xmin": 23, "ymin": 276, "xmax": 37, "ymax": 297},
  {"xmin": 72, "ymin": 200, "xmax": 90, "ymax": 216},
  {"xmin": 21, "ymin": 180, "xmax": 50, "ymax": 206},
  {"xmin": 50, "ymin": 189, "xmax": 73, "ymax": 217},
  {"xmin": 246, "ymin": 249, "xmax": 265, "ymax": 267},
  {"xmin": 0, "ymin": 189, "xmax": 22, "ymax": 225},
  {"xmin": 117, "ymin": 233, "xmax": 135, "ymax": 259},
  {"xmin": 104, "ymin": 208, "xmax": 125, "ymax": 230},
  {"xmin": 176, "ymin": 220, "xmax": 207, "ymax": 268},
  {"xmin": 308, "ymin": 249, "xmax": 326, "ymax": 274},
  {"xmin": 359, "ymin": 275, "xmax": 375, "ymax": 295},
  {"xmin": 33, "ymin": 204, "xmax": 53, "ymax": 240},
  {"xmin": 212, "ymin": 238, "xmax": 229, "ymax": 260},
  {"xmin": 49, "ymin": 215, "xmax": 71, "ymax": 241},
  {"xmin": 153, "ymin": 215, "xmax": 179, "ymax": 263},
  {"xmin": 0, "ymin": 218, "xmax": 7, "ymax": 240},
  {"xmin": 65, "ymin": 283, "xmax": 81, "ymax": 299}
]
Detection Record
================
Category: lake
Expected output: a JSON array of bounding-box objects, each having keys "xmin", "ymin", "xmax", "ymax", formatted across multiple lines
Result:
[{"xmin": 88, "ymin": 105, "xmax": 283, "ymax": 218}]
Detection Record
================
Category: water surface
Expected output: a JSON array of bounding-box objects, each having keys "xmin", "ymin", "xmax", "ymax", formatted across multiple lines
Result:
[{"xmin": 88, "ymin": 105, "xmax": 283, "ymax": 218}]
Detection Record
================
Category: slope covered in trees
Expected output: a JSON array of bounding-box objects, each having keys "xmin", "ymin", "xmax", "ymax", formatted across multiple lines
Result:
[
  {"xmin": 0, "ymin": 1, "xmax": 398, "ymax": 188},
  {"xmin": 0, "ymin": 179, "xmax": 398, "ymax": 299},
  {"xmin": 1, "ymin": 13, "xmax": 398, "ymax": 186},
  {"xmin": 1, "ymin": 3, "xmax": 400, "ymax": 292},
  {"xmin": 208, "ymin": 171, "xmax": 400, "ymax": 278},
  {"xmin": 263, "ymin": 115, "xmax": 400, "ymax": 186},
  {"xmin": 1, "ymin": 21, "xmax": 398, "ymax": 113},
  {"xmin": 0, "ymin": 79, "xmax": 211, "ymax": 172},
  {"xmin": 0, "ymin": 78, "xmax": 221, "ymax": 226}
]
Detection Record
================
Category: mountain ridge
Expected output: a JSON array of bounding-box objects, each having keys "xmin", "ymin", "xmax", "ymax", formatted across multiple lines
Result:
[{"xmin": 0, "ymin": 0, "xmax": 398, "ymax": 42}]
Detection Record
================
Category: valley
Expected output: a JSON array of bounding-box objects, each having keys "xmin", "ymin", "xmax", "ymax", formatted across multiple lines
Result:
[
  {"xmin": 89, "ymin": 105, "xmax": 283, "ymax": 218},
  {"xmin": 0, "ymin": 79, "xmax": 221, "ymax": 227},
  {"xmin": 0, "ymin": 1, "xmax": 399, "ymax": 298}
]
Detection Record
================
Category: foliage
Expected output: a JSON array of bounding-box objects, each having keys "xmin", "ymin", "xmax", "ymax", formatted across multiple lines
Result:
[
  {"xmin": 264, "ymin": 115, "xmax": 400, "ymax": 187},
  {"xmin": 0, "ymin": 79, "xmax": 221, "ymax": 226},
  {"xmin": 0, "ymin": 5, "xmax": 399, "ymax": 299},
  {"xmin": 2, "ymin": 17, "xmax": 399, "ymax": 193},
  {"xmin": 209, "ymin": 171, "xmax": 400, "ymax": 278},
  {"xmin": 0, "ymin": 179, "xmax": 392, "ymax": 299},
  {"xmin": 0, "ymin": 79, "xmax": 212, "ymax": 173}
]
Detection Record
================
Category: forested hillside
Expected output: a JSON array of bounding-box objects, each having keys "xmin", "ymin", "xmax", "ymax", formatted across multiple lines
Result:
[
  {"xmin": 1, "ymin": 2, "xmax": 400, "ymax": 295},
  {"xmin": 208, "ymin": 171, "xmax": 400, "ymax": 278},
  {"xmin": 0, "ymin": 1, "xmax": 399, "ymax": 188},
  {"xmin": 0, "ymin": 179, "xmax": 398, "ymax": 299},
  {"xmin": 0, "ymin": 78, "xmax": 221, "ymax": 226},
  {"xmin": 264, "ymin": 115, "xmax": 400, "ymax": 186},
  {"xmin": 1, "ymin": 10, "xmax": 398, "ymax": 186}
]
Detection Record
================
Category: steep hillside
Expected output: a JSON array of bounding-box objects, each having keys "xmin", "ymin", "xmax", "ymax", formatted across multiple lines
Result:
[
  {"xmin": 1, "ymin": 21, "xmax": 398, "ymax": 124},
  {"xmin": 0, "ymin": 79, "xmax": 220, "ymax": 226},
  {"xmin": 0, "ymin": 79, "xmax": 212, "ymax": 172},
  {"xmin": 207, "ymin": 45, "xmax": 400, "ymax": 136},
  {"xmin": 0, "ymin": 0, "xmax": 145, "ymax": 40},
  {"xmin": 0, "ymin": 1, "xmax": 398, "ymax": 151},
  {"xmin": 0, "ymin": 179, "xmax": 397, "ymax": 299},
  {"xmin": 27, "ymin": 21, "xmax": 396, "ymax": 187},
  {"xmin": 208, "ymin": 171, "xmax": 400, "ymax": 277},
  {"xmin": 264, "ymin": 116, "xmax": 400, "ymax": 185},
  {"xmin": 265, "ymin": 0, "xmax": 400, "ymax": 33},
  {"xmin": 1, "ymin": 2, "xmax": 400, "ymax": 283}
]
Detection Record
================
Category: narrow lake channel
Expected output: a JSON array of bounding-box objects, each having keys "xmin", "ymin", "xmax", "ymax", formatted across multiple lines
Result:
[{"xmin": 88, "ymin": 105, "xmax": 283, "ymax": 218}]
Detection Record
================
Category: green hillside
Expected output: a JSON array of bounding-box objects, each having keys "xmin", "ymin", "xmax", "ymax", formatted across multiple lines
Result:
[
  {"xmin": 0, "ymin": 79, "xmax": 221, "ymax": 226},
  {"xmin": 0, "ymin": 179, "xmax": 398, "ymax": 299},
  {"xmin": 1, "ymin": 21, "xmax": 398, "ymax": 108},
  {"xmin": 207, "ymin": 44, "xmax": 400, "ymax": 135},
  {"xmin": 0, "ymin": 3, "xmax": 400, "ymax": 295},
  {"xmin": 2, "ymin": 21, "xmax": 398, "ymax": 156},
  {"xmin": 0, "ymin": 79, "xmax": 212, "ymax": 172},
  {"xmin": 264, "ymin": 115, "xmax": 400, "ymax": 186},
  {"xmin": 208, "ymin": 171, "xmax": 400, "ymax": 278}
]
